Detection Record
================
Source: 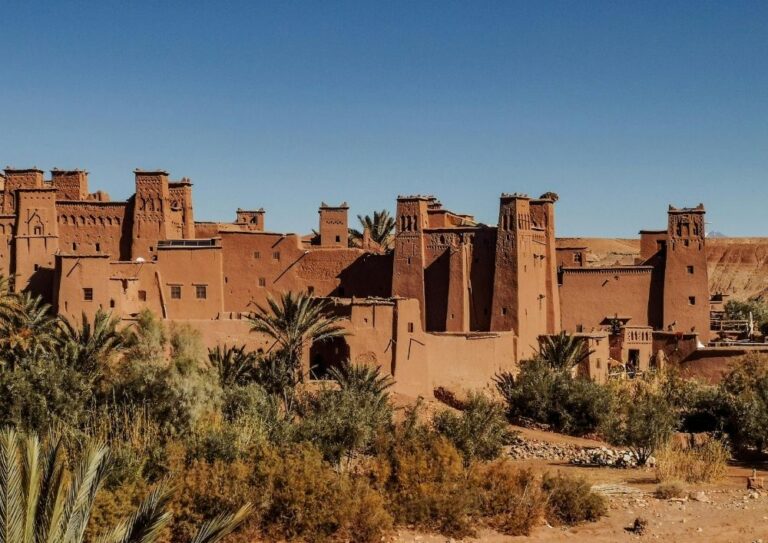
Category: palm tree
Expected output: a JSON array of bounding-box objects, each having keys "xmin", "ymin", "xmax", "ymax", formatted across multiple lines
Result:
[
  {"xmin": 247, "ymin": 292, "xmax": 347, "ymax": 381},
  {"xmin": 536, "ymin": 331, "xmax": 592, "ymax": 372},
  {"xmin": 329, "ymin": 361, "xmax": 393, "ymax": 398},
  {"xmin": 0, "ymin": 427, "xmax": 251, "ymax": 543},
  {"xmin": 349, "ymin": 210, "xmax": 396, "ymax": 249},
  {"xmin": 208, "ymin": 344, "xmax": 259, "ymax": 387},
  {"xmin": 0, "ymin": 292, "xmax": 58, "ymax": 370},
  {"xmin": 56, "ymin": 309, "xmax": 125, "ymax": 375}
]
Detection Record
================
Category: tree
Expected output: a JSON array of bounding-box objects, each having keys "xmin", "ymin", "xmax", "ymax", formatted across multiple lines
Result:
[
  {"xmin": 247, "ymin": 292, "xmax": 347, "ymax": 381},
  {"xmin": 537, "ymin": 332, "xmax": 591, "ymax": 372},
  {"xmin": 349, "ymin": 210, "xmax": 396, "ymax": 249},
  {"xmin": 601, "ymin": 382, "xmax": 677, "ymax": 465},
  {"xmin": 0, "ymin": 292, "xmax": 58, "ymax": 370},
  {"xmin": 56, "ymin": 309, "xmax": 124, "ymax": 375},
  {"xmin": 208, "ymin": 344, "xmax": 259, "ymax": 387},
  {"xmin": 0, "ymin": 427, "xmax": 251, "ymax": 543}
]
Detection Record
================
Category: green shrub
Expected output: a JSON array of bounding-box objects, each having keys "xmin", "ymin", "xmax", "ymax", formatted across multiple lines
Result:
[
  {"xmin": 495, "ymin": 359, "xmax": 611, "ymax": 436},
  {"xmin": 433, "ymin": 391, "xmax": 512, "ymax": 463},
  {"xmin": 718, "ymin": 354, "xmax": 768, "ymax": 453},
  {"xmin": 601, "ymin": 381, "xmax": 677, "ymax": 465},
  {"xmin": 297, "ymin": 379, "xmax": 392, "ymax": 465},
  {"xmin": 542, "ymin": 473, "xmax": 607, "ymax": 526}
]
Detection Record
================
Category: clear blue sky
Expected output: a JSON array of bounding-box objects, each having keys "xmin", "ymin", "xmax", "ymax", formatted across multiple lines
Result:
[{"xmin": 1, "ymin": 1, "xmax": 766, "ymax": 237}]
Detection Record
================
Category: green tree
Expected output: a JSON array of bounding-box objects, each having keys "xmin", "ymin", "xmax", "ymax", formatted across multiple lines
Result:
[
  {"xmin": 349, "ymin": 210, "xmax": 396, "ymax": 249},
  {"xmin": 0, "ymin": 428, "xmax": 251, "ymax": 543},
  {"xmin": 208, "ymin": 344, "xmax": 259, "ymax": 387},
  {"xmin": 247, "ymin": 292, "xmax": 347, "ymax": 381},
  {"xmin": 0, "ymin": 292, "xmax": 58, "ymax": 370},
  {"xmin": 56, "ymin": 309, "xmax": 124, "ymax": 375},
  {"xmin": 537, "ymin": 332, "xmax": 591, "ymax": 372}
]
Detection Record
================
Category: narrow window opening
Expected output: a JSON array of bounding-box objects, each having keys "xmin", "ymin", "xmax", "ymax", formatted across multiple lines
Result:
[
  {"xmin": 138, "ymin": 290, "xmax": 147, "ymax": 302},
  {"xmin": 83, "ymin": 288, "xmax": 93, "ymax": 301}
]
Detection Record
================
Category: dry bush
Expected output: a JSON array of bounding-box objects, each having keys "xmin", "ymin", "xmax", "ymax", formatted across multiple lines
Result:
[
  {"xmin": 541, "ymin": 473, "xmax": 607, "ymax": 526},
  {"xmin": 655, "ymin": 481, "xmax": 686, "ymax": 499},
  {"xmin": 263, "ymin": 443, "xmax": 392, "ymax": 542},
  {"xmin": 372, "ymin": 431, "xmax": 476, "ymax": 538},
  {"xmin": 470, "ymin": 461, "xmax": 546, "ymax": 536},
  {"xmin": 655, "ymin": 438, "xmax": 729, "ymax": 483}
]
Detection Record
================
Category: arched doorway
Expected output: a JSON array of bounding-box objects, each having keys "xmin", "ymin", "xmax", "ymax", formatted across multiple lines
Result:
[{"xmin": 309, "ymin": 336, "xmax": 350, "ymax": 380}]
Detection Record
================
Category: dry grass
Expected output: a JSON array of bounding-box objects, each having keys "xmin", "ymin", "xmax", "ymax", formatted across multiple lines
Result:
[
  {"xmin": 654, "ymin": 481, "xmax": 686, "ymax": 499},
  {"xmin": 655, "ymin": 438, "xmax": 729, "ymax": 483}
]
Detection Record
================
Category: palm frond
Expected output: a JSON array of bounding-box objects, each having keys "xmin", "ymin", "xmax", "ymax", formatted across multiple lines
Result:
[{"xmin": 188, "ymin": 503, "xmax": 252, "ymax": 543}]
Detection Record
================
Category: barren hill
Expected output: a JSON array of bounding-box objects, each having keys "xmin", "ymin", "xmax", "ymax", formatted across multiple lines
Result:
[{"xmin": 556, "ymin": 237, "xmax": 768, "ymax": 301}]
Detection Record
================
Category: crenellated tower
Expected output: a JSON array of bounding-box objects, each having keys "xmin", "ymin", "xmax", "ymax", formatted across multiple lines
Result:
[
  {"xmin": 392, "ymin": 195, "xmax": 430, "ymax": 327},
  {"xmin": 663, "ymin": 204, "xmax": 710, "ymax": 342},
  {"xmin": 131, "ymin": 170, "xmax": 174, "ymax": 260}
]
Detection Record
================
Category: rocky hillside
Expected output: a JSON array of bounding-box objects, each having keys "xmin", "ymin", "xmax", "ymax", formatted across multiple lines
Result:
[{"xmin": 556, "ymin": 237, "xmax": 768, "ymax": 301}]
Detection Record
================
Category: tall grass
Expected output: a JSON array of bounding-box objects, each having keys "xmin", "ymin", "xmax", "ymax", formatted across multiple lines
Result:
[{"xmin": 655, "ymin": 438, "xmax": 729, "ymax": 483}]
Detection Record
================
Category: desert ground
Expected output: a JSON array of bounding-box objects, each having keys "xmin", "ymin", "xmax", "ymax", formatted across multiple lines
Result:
[{"xmin": 394, "ymin": 424, "xmax": 768, "ymax": 543}]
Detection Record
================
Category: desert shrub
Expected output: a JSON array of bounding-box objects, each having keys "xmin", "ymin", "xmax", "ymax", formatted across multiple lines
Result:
[
  {"xmin": 296, "ymin": 377, "xmax": 392, "ymax": 464},
  {"xmin": 122, "ymin": 309, "xmax": 167, "ymax": 364},
  {"xmin": 654, "ymin": 481, "xmax": 686, "ymax": 499},
  {"xmin": 0, "ymin": 355, "xmax": 92, "ymax": 431},
  {"xmin": 169, "ymin": 455, "xmax": 262, "ymax": 543},
  {"xmin": 495, "ymin": 359, "xmax": 611, "ymax": 436},
  {"xmin": 263, "ymin": 443, "xmax": 392, "ymax": 542},
  {"xmin": 222, "ymin": 383, "xmax": 294, "ymax": 445},
  {"xmin": 433, "ymin": 391, "xmax": 512, "ymax": 463},
  {"xmin": 718, "ymin": 354, "xmax": 768, "ymax": 453},
  {"xmin": 371, "ymin": 427, "xmax": 475, "ymax": 538},
  {"xmin": 601, "ymin": 381, "xmax": 677, "ymax": 465},
  {"xmin": 86, "ymin": 477, "xmax": 151, "ymax": 541},
  {"xmin": 655, "ymin": 438, "xmax": 729, "ymax": 483},
  {"xmin": 471, "ymin": 461, "xmax": 546, "ymax": 536},
  {"xmin": 542, "ymin": 473, "xmax": 607, "ymax": 526},
  {"xmin": 725, "ymin": 298, "xmax": 768, "ymax": 335}
]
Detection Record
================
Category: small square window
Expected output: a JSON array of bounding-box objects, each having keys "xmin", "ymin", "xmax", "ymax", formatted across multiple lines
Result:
[
  {"xmin": 170, "ymin": 285, "xmax": 181, "ymax": 299},
  {"xmin": 687, "ymin": 265, "xmax": 694, "ymax": 274},
  {"xmin": 83, "ymin": 288, "xmax": 93, "ymax": 301},
  {"xmin": 258, "ymin": 278, "xmax": 266, "ymax": 287},
  {"xmin": 272, "ymin": 251, "xmax": 280, "ymax": 261},
  {"xmin": 688, "ymin": 296, "xmax": 696, "ymax": 305},
  {"xmin": 254, "ymin": 251, "xmax": 260, "ymax": 259},
  {"xmin": 138, "ymin": 290, "xmax": 147, "ymax": 302},
  {"xmin": 335, "ymin": 235, "xmax": 341, "ymax": 243},
  {"xmin": 196, "ymin": 285, "xmax": 207, "ymax": 299}
]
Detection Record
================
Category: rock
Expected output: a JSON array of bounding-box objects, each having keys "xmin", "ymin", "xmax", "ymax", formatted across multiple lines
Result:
[
  {"xmin": 689, "ymin": 491, "xmax": 711, "ymax": 503},
  {"xmin": 625, "ymin": 517, "xmax": 648, "ymax": 535}
]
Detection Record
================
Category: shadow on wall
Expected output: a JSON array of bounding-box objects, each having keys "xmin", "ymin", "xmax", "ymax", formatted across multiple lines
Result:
[
  {"xmin": 310, "ymin": 336, "xmax": 350, "ymax": 379},
  {"xmin": 335, "ymin": 253, "xmax": 393, "ymax": 298}
]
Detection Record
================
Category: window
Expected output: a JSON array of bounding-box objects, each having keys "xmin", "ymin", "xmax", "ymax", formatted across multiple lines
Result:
[
  {"xmin": 272, "ymin": 251, "xmax": 280, "ymax": 261},
  {"xmin": 688, "ymin": 296, "xmax": 696, "ymax": 305},
  {"xmin": 335, "ymin": 235, "xmax": 341, "ymax": 243},
  {"xmin": 33, "ymin": 226, "xmax": 42, "ymax": 236},
  {"xmin": 656, "ymin": 240, "xmax": 666, "ymax": 251},
  {"xmin": 407, "ymin": 322, "xmax": 414, "ymax": 333},
  {"xmin": 109, "ymin": 299, "xmax": 115, "ymax": 308},
  {"xmin": 95, "ymin": 243, "xmax": 101, "ymax": 252},
  {"xmin": 170, "ymin": 285, "xmax": 181, "ymax": 299},
  {"xmin": 258, "ymin": 277, "xmax": 266, "ymax": 287},
  {"xmin": 254, "ymin": 251, "xmax": 261, "ymax": 259},
  {"xmin": 501, "ymin": 307, "xmax": 507, "ymax": 316},
  {"xmin": 138, "ymin": 290, "xmax": 147, "ymax": 302},
  {"xmin": 573, "ymin": 252, "xmax": 582, "ymax": 264},
  {"xmin": 83, "ymin": 288, "xmax": 93, "ymax": 301},
  {"xmin": 576, "ymin": 324, "xmax": 584, "ymax": 333},
  {"xmin": 196, "ymin": 285, "xmax": 207, "ymax": 299},
  {"xmin": 308, "ymin": 286, "xmax": 315, "ymax": 294},
  {"xmin": 687, "ymin": 265, "xmax": 694, "ymax": 274},
  {"xmin": 72, "ymin": 242, "xmax": 77, "ymax": 251}
]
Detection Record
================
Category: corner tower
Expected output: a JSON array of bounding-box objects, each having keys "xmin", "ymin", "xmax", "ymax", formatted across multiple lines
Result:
[{"xmin": 663, "ymin": 204, "xmax": 709, "ymax": 342}]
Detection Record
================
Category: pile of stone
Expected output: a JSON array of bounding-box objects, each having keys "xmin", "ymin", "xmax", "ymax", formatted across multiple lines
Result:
[
  {"xmin": 506, "ymin": 437, "xmax": 581, "ymax": 461},
  {"xmin": 570, "ymin": 446, "xmax": 652, "ymax": 468},
  {"xmin": 507, "ymin": 436, "xmax": 654, "ymax": 469}
]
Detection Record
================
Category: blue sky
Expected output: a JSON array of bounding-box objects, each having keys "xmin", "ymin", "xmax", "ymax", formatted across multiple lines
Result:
[{"xmin": 1, "ymin": 1, "xmax": 766, "ymax": 237}]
